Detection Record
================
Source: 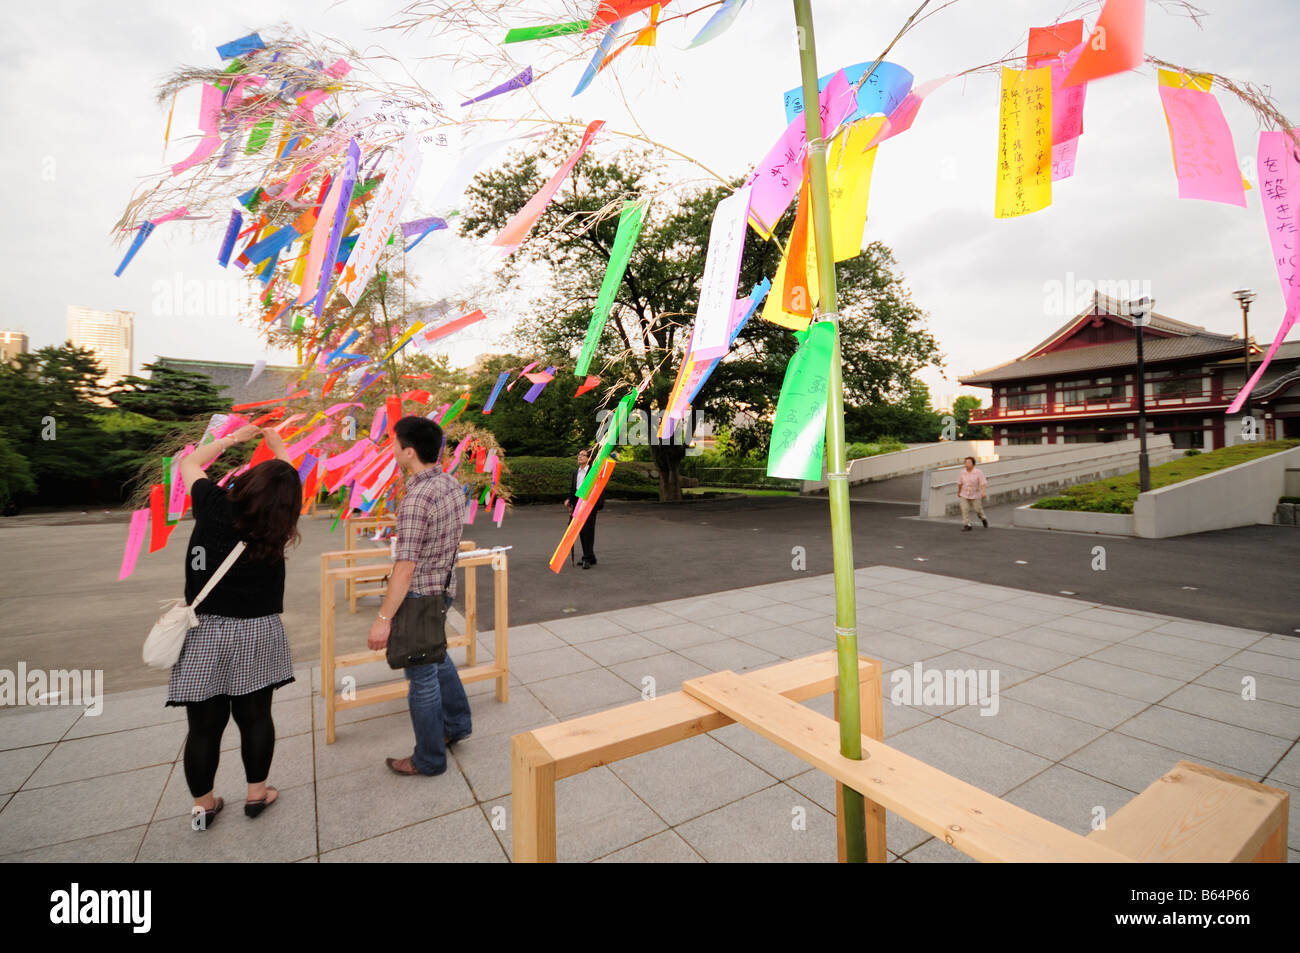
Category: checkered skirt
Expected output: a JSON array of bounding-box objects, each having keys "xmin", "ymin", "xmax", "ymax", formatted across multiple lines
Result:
[{"xmin": 166, "ymin": 613, "xmax": 295, "ymax": 705}]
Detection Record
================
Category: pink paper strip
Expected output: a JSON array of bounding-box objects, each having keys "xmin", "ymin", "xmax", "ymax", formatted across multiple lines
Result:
[
  {"xmin": 466, "ymin": 499, "xmax": 478, "ymax": 524},
  {"xmin": 493, "ymin": 121, "xmax": 605, "ymax": 253},
  {"xmin": 323, "ymin": 437, "xmax": 373, "ymax": 471},
  {"xmin": 369, "ymin": 406, "xmax": 387, "ymax": 442},
  {"xmin": 282, "ymin": 425, "xmax": 332, "ymax": 460},
  {"xmin": 297, "ymin": 157, "xmax": 346, "ymax": 305},
  {"xmin": 1228, "ymin": 297, "xmax": 1299, "ymax": 414},
  {"xmin": 117, "ymin": 509, "xmax": 150, "ymax": 581},
  {"xmin": 1257, "ymin": 131, "xmax": 1300, "ymax": 304},
  {"xmin": 1158, "ymin": 86, "xmax": 1247, "ymax": 207},
  {"xmin": 493, "ymin": 497, "xmax": 505, "ymax": 526},
  {"xmin": 324, "ymin": 401, "xmax": 364, "ymax": 417},
  {"xmin": 746, "ymin": 70, "xmax": 855, "ymax": 239},
  {"xmin": 171, "ymin": 84, "xmax": 223, "ymax": 175}
]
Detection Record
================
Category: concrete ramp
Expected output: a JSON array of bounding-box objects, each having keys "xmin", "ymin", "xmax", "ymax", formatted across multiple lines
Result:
[
  {"xmin": 919, "ymin": 436, "xmax": 1178, "ymax": 519},
  {"xmin": 802, "ymin": 440, "xmax": 995, "ymax": 495}
]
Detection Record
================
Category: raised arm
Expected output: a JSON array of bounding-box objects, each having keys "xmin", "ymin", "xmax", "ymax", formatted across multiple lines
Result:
[
  {"xmin": 260, "ymin": 426, "xmax": 295, "ymax": 465},
  {"xmin": 179, "ymin": 424, "xmax": 260, "ymax": 493}
]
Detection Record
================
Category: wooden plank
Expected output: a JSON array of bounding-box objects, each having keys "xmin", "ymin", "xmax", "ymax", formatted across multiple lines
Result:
[
  {"xmin": 682, "ymin": 670, "xmax": 1131, "ymax": 863},
  {"xmin": 337, "ymin": 681, "xmax": 407, "ymax": 710},
  {"xmin": 322, "ymin": 565, "xmax": 338, "ymax": 744},
  {"xmin": 1089, "ymin": 761, "xmax": 1289, "ymax": 863},
  {"xmin": 493, "ymin": 555, "xmax": 509, "ymax": 703},
  {"xmin": 530, "ymin": 653, "xmax": 877, "ymax": 779},
  {"xmin": 512, "ymin": 733, "xmax": 557, "ymax": 863}
]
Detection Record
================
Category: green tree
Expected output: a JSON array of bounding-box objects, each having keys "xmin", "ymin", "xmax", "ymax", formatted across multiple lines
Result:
[
  {"xmin": 952, "ymin": 394, "xmax": 991, "ymax": 439},
  {"xmin": 0, "ymin": 343, "xmax": 113, "ymax": 504},
  {"xmin": 459, "ymin": 131, "xmax": 942, "ymax": 498},
  {"xmin": 845, "ymin": 380, "xmax": 944, "ymax": 443}
]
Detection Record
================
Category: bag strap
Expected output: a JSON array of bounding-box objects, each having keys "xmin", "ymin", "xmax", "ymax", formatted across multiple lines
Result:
[{"xmin": 190, "ymin": 541, "xmax": 247, "ymax": 609}]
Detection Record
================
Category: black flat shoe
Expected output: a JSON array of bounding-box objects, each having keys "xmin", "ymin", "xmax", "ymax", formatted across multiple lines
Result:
[
  {"xmin": 981, "ymin": 517, "xmax": 988, "ymax": 528},
  {"xmin": 244, "ymin": 786, "xmax": 278, "ymax": 818},
  {"xmin": 192, "ymin": 797, "xmax": 223, "ymax": 830}
]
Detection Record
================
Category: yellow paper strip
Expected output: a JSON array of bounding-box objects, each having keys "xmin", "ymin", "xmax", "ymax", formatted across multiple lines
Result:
[
  {"xmin": 995, "ymin": 66, "xmax": 1053, "ymax": 219},
  {"xmin": 378, "ymin": 321, "xmax": 425, "ymax": 363},
  {"xmin": 827, "ymin": 115, "xmax": 886, "ymax": 262}
]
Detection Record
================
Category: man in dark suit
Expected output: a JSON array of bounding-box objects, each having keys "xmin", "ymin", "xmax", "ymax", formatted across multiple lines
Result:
[{"xmin": 566, "ymin": 447, "xmax": 604, "ymax": 569}]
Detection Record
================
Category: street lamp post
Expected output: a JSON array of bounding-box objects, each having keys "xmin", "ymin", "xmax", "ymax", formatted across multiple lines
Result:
[
  {"xmin": 1233, "ymin": 288, "xmax": 1256, "ymax": 429},
  {"xmin": 1129, "ymin": 297, "xmax": 1153, "ymax": 492}
]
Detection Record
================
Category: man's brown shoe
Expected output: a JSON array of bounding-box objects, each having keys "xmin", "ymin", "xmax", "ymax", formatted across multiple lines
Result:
[{"xmin": 386, "ymin": 756, "xmax": 422, "ymax": 776}]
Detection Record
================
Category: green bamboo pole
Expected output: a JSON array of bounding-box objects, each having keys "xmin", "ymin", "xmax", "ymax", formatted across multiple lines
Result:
[{"xmin": 792, "ymin": 0, "xmax": 866, "ymax": 863}]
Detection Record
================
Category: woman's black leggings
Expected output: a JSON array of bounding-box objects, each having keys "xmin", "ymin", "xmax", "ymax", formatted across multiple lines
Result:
[{"xmin": 182, "ymin": 687, "xmax": 276, "ymax": 797}]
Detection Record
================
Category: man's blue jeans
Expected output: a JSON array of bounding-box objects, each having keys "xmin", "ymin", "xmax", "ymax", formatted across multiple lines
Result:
[{"xmin": 403, "ymin": 593, "xmax": 472, "ymax": 775}]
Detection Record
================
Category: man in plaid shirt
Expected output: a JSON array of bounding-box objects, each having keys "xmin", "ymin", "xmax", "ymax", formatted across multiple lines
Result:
[{"xmin": 368, "ymin": 416, "xmax": 472, "ymax": 777}]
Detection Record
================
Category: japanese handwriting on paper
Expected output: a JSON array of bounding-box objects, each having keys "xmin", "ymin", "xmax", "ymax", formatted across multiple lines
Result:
[{"xmin": 995, "ymin": 67, "xmax": 1053, "ymax": 218}]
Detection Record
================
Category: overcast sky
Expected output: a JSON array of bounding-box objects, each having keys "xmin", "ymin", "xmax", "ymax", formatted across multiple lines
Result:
[{"xmin": 3, "ymin": 0, "xmax": 1297, "ymax": 406}]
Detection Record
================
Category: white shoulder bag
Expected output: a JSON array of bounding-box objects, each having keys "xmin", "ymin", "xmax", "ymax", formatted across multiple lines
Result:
[{"xmin": 143, "ymin": 541, "xmax": 246, "ymax": 669}]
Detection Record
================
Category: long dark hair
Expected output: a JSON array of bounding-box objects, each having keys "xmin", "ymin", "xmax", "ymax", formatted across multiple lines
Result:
[{"xmin": 227, "ymin": 460, "xmax": 302, "ymax": 563}]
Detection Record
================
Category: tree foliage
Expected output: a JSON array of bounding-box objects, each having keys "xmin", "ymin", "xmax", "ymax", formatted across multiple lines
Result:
[{"xmin": 459, "ymin": 129, "xmax": 943, "ymax": 497}]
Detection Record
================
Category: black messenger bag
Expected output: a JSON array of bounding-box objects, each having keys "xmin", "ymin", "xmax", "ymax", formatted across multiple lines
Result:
[{"xmin": 385, "ymin": 571, "xmax": 452, "ymax": 669}]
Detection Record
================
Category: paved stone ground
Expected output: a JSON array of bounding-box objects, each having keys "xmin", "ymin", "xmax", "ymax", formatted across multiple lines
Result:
[
  {"xmin": 1, "ymin": 565, "xmax": 1296, "ymax": 863},
  {"xmin": 4, "ymin": 497, "xmax": 1299, "ymax": 695}
]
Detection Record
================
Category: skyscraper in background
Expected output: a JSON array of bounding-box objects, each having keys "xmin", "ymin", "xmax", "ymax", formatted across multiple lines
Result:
[
  {"xmin": 0, "ymin": 330, "xmax": 28, "ymax": 364},
  {"xmin": 66, "ymin": 306, "xmax": 133, "ymax": 391}
]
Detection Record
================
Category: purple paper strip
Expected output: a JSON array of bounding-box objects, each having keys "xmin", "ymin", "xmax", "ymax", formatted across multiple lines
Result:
[
  {"xmin": 522, "ymin": 366, "xmax": 557, "ymax": 404},
  {"xmin": 217, "ymin": 209, "xmax": 242, "ymax": 267},
  {"xmin": 461, "ymin": 66, "xmax": 535, "ymax": 107}
]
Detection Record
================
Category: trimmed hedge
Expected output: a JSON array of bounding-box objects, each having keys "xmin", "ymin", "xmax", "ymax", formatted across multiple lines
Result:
[
  {"xmin": 1032, "ymin": 440, "xmax": 1300, "ymax": 514},
  {"xmin": 846, "ymin": 438, "xmax": 907, "ymax": 460},
  {"xmin": 503, "ymin": 456, "xmax": 660, "ymax": 504}
]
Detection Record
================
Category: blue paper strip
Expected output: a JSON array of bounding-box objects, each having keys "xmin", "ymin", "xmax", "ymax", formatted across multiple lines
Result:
[
  {"xmin": 689, "ymin": 0, "xmax": 748, "ymax": 48},
  {"xmin": 243, "ymin": 224, "xmax": 298, "ymax": 265},
  {"xmin": 114, "ymin": 222, "xmax": 155, "ymax": 277},
  {"xmin": 217, "ymin": 33, "xmax": 265, "ymax": 60},
  {"xmin": 783, "ymin": 61, "xmax": 913, "ymax": 126},
  {"xmin": 573, "ymin": 22, "xmax": 623, "ymax": 97},
  {"xmin": 482, "ymin": 371, "xmax": 511, "ymax": 414}
]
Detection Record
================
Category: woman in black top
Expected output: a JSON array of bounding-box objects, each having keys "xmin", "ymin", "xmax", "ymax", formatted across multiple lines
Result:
[{"xmin": 172, "ymin": 424, "xmax": 302, "ymax": 828}]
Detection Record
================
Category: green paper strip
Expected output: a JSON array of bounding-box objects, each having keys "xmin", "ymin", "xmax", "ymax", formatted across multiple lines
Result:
[
  {"xmin": 503, "ymin": 20, "xmax": 590, "ymax": 44},
  {"xmin": 576, "ymin": 200, "xmax": 648, "ymax": 378},
  {"xmin": 442, "ymin": 395, "xmax": 469, "ymax": 427},
  {"xmin": 579, "ymin": 392, "xmax": 634, "ymax": 498},
  {"xmin": 766, "ymin": 322, "xmax": 835, "ymax": 481},
  {"xmin": 161, "ymin": 456, "xmax": 174, "ymax": 525},
  {"xmin": 291, "ymin": 310, "xmax": 306, "ymax": 332},
  {"xmin": 245, "ymin": 119, "xmax": 274, "ymax": 154}
]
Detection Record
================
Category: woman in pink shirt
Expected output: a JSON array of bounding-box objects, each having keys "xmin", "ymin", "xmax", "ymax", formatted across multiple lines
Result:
[{"xmin": 957, "ymin": 456, "xmax": 988, "ymax": 531}]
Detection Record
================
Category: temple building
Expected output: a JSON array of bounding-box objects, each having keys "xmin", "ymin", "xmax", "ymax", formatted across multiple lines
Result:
[{"xmin": 960, "ymin": 292, "xmax": 1300, "ymax": 449}]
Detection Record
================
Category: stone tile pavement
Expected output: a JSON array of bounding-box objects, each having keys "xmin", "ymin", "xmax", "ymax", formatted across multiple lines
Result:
[{"xmin": 1, "ymin": 565, "xmax": 1296, "ymax": 862}]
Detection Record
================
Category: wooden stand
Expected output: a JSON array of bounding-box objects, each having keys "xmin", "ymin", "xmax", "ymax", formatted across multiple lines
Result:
[
  {"xmin": 343, "ymin": 515, "xmax": 397, "ymax": 612},
  {"xmin": 320, "ymin": 539, "xmax": 509, "ymax": 744},
  {"xmin": 511, "ymin": 653, "xmax": 1289, "ymax": 863}
]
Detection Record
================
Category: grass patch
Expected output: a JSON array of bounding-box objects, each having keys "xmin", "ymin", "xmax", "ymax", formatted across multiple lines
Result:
[
  {"xmin": 846, "ymin": 437, "xmax": 908, "ymax": 460},
  {"xmin": 684, "ymin": 486, "xmax": 799, "ymax": 498},
  {"xmin": 1032, "ymin": 440, "xmax": 1300, "ymax": 514}
]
